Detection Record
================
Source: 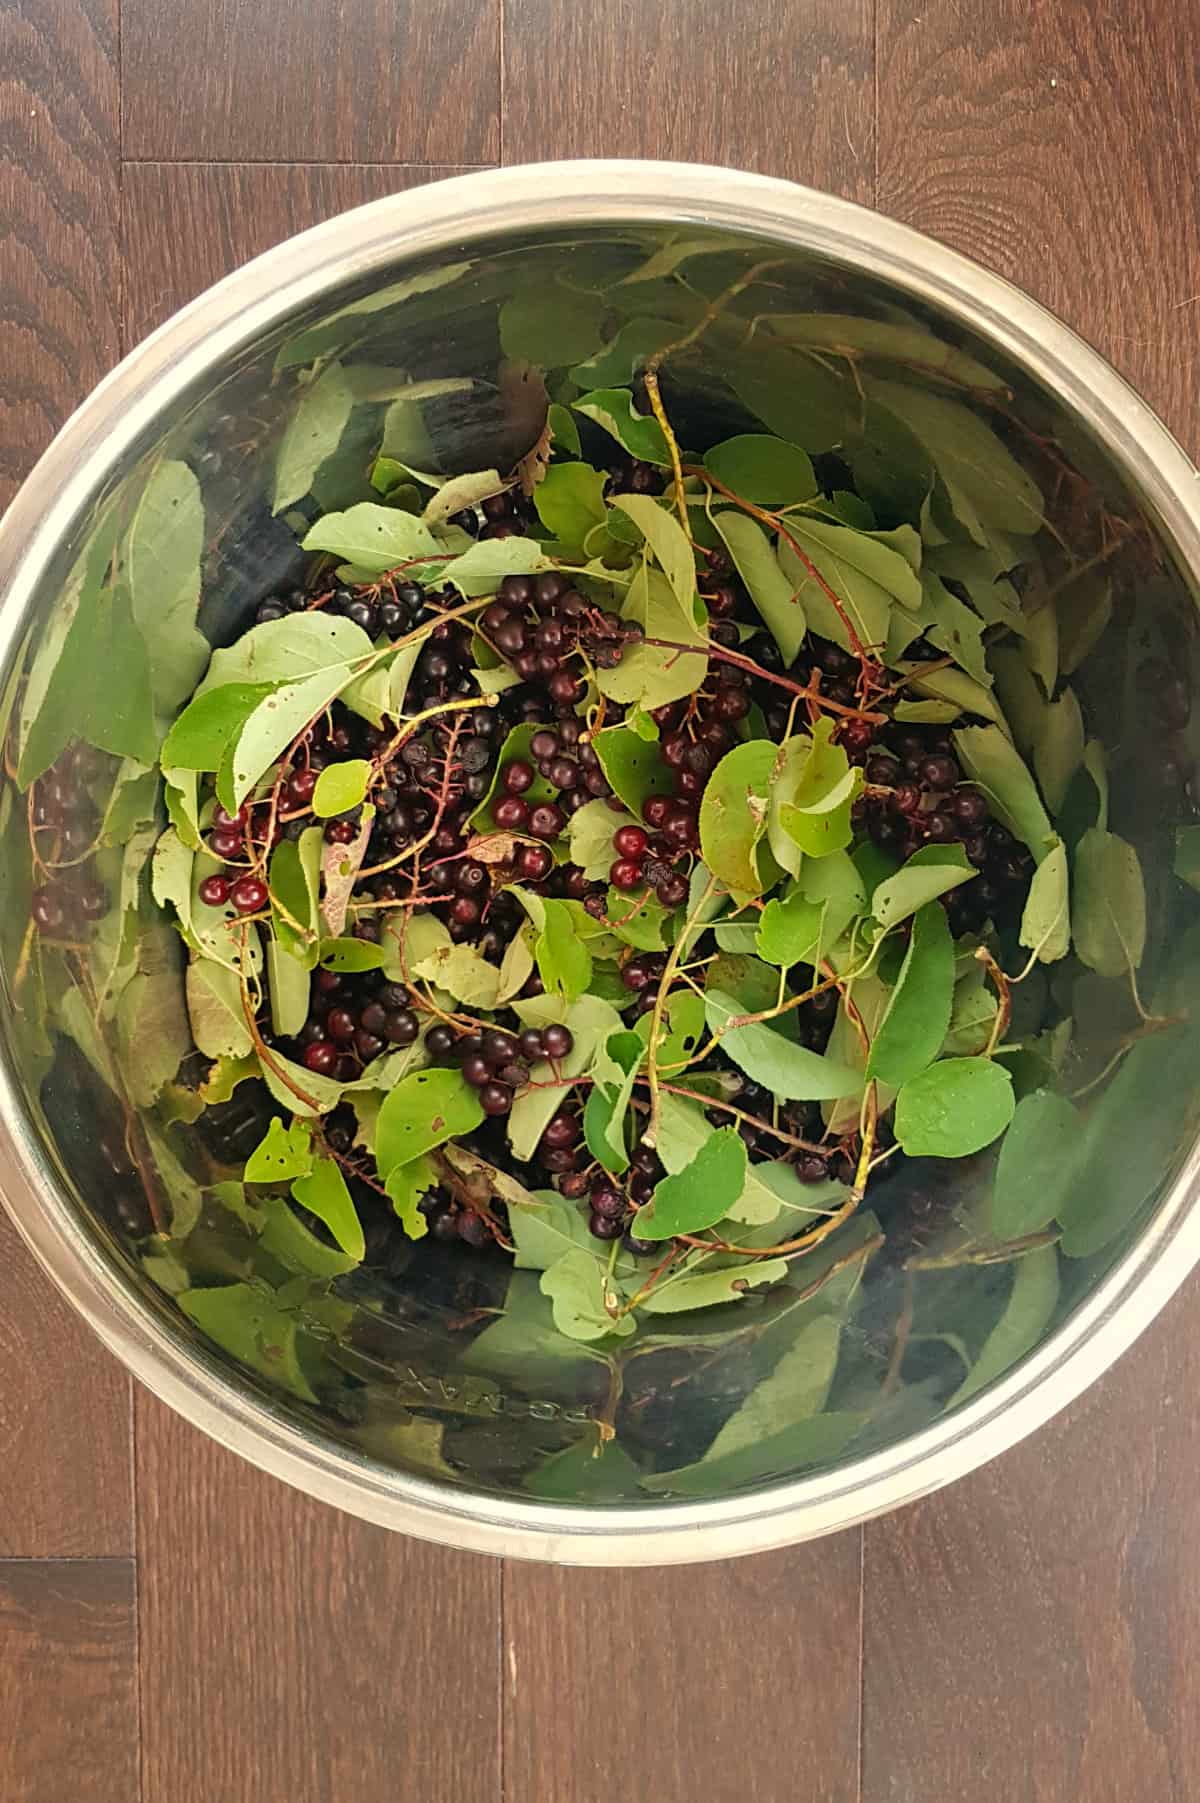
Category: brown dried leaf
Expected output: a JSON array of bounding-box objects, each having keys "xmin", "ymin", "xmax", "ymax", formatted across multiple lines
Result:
[
  {"xmin": 320, "ymin": 811, "xmax": 373, "ymax": 938},
  {"xmin": 501, "ymin": 359, "xmax": 552, "ymax": 496}
]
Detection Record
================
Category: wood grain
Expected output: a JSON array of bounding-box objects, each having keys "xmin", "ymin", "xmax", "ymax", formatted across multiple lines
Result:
[
  {"xmin": 502, "ymin": 0, "xmax": 875, "ymax": 203},
  {"xmin": 0, "ymin": 0, "xmax": 132, "ymax": 1560},
  {"xmin": 0, "ymin": 1559, "xmax": 138, "ymax": 1802},
  {"xmin": 0, "ymin": 1211, "xmax": 133, "ymax": 1556},
  {"xmin": 123, "ymin": 162, "xmax": 482, "ymax": 342},
  {"xmin": 0, "ymin": 0, "xmax": 121, "ymax": 507},
  {"xmin": 862, "ymin": 1293, "xmax": 1200, "ymax": 1802},
  {"xmin": 136, "ymin": 1393, "xmax": 501, "ymax": 1803},
  {"xmin": 504, "ymin": 1540, "xmax": 863, "ymax": 1803},
  {"xmin": 121, "ymin": 0, "xmax": 499, "ymax": 165},
  {"xmin": 867, "ymin": 5, "xmax": 1200, "ymax": 1797},
  {"xmin": 876, "ymin": 0, "xmax": 1200, "ymax": 458}
]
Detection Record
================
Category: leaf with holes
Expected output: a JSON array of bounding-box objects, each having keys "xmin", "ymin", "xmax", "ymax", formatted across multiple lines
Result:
[{"xmin": 375, "ymin": 1068, "xmax": 484, "ymax": 1180}]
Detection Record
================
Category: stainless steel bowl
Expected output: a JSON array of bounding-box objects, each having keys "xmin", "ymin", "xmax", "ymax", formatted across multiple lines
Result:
[{"xmin": 2, "ymin": 161, "xmax": 1199, "ymax": 1565}]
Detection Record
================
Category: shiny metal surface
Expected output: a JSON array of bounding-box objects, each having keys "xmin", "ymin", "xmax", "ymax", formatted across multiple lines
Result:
[{"xmin": 1, "ymin": 161, "xmax": 1199, "ymax": 1565}]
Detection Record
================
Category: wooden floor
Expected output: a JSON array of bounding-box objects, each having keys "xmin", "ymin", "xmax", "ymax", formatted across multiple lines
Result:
[{"xmin": 3, "ymin": 1, "xmax": 1200, "ymax": 1796}]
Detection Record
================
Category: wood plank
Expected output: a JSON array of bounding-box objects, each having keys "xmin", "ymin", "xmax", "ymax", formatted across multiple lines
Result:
[
  {"xmin": 0, "ymin": 0, "xmax": 121, "ymax": 506},
  {"xmin": 502, "ymin": 0, "xmax": 875, "ymax": 202},
  {"xmin": 0, "ymin": 1212, "xmax": 133, "ymax": 1556},
  {"xmin": 121, "ymin": 0, "xmax": 499, "ymax": 165},
  {"xmin": 125, "ymin": 157, "xmax": 501, "ymax": 1803},
  {"xmin": 875, "ymin": 0, "xmax": 1200, "ymax": 457},
  {"xmin": 0, "ymin": 1559, "xmax": 138, "ymax": 1802},
  {"xmin": 862, "ymin": 1296, "xmax": 1200, "ymax": 1801},
  {"xmin": 136, "ymin": 1393, "xmax": 501, "ymax": 1803},
  {"xmin": 123, "ymin": 162, "xmax": 483, "ymax": 341},
  {"xmin": 0, "ymin": 0, "xmax": 132, "ymax": 1559},
  {"xmin": 500, "ymin": 18, "xmax": 873, "ymax": 1798},
  {"xmin": 504, "ymin": 1542, "xmax": 863, "ymax": 1803},
  {"xmin": 867, "ymin": 5, "xmax": 1200, "ymax": 1797}
]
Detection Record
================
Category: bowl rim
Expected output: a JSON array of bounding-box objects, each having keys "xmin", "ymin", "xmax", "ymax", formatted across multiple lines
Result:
[{"xmin": 2, "ymin": 158, "xmax": 1200, "ymax": 1565}]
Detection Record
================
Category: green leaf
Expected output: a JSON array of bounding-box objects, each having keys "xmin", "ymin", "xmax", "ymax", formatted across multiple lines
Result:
[
  {"xmin": 257, "ymin": 1199, "xmax": 357, "ymax": 1279},
  {"xmin": 1072, "ymin": 828, "xmax": 1145, "ymax": 979},
  {"xmin": 268, "ymin": 826, "xmax": 322, "ymax": 961},
  {"xmin": 872, "ymin": 844, "xmax": 976, "ymax": 929},
  {"xmin": 197, "ymin": 607, "xmax": 372, "ymax": 696},
  {"xmin": 185, "ymin": 956, "xmax": 253, "ymax": 1059},
  {"xmin": 597, "ymin": 560, "xmax": 707, "ymax": 712},
  {"xmin": 902, "ymin": 664, "xmax": 1011, "ymax": 733},
  {"xmin": 582, "ymin": 1029, "xmax": 643, "ymax": 1175},
  {"xmin": 533, "ymin": 462, "xmax": 609, "ymax": 550},
  {"xmin": 703, "ymin": 434, "xmax": 817, "ymax": 505},
  {"xmin": 469, "ymin": 721, "xmax": 558, "ymax": 832},
  {"xmin": 508, "ymin": 1188, "xmax": 621, "ymax": 1272},
  {"xmin": 525, "ymin": 1436, "xmax": 641, "ymax": 1502},
  {"xmin": 301, "ymin": 502, "xmax": 440, "ymax": 574},
  {"xmin": 375, "ymin": 1068, "xmax": 484, "ymax": 1178},
  {"xmin": 867, "ymin": 902, "xmax": 955, "ymax": 1088},
  {"xmin": 634, "ymin": 987, "xmax": 706, "ymax": 1076},
  {"xmin": 412, "ymin": 938, "xmax": 502, "ymax": 1009},
  {"xmin": 290, "ymin": 1153, "xmax": 364, "ymax": 1261},
  {"xmin": 244, "ymin": 1116, "xmax": 314, "ymax": 1184},
  {"xmin": 705, "ymin": 989, "xmax": 863, "ymax": 1101},
  {"xmin": 757, "ymin": 851, "xmax": 866, "ymax": 970},
  {"xmin": 894, "ymin": 1056, "xmax": 1015, "ymax": 1157},
  {"xmin": 273, "ymin": 361, "xmax": 356, "ymax": 512},
  {"xmin": 537, "ymin": 896, "xmax": 592, "ymax": 1006},
  {"xmin": 99, "ymin": 758, "xmax": 159, "ymax": 847},
  {"xmin": 870, "ymin": 380, "xmax": 1044, "ymax": 537},
  {"xmin": 1021, "ymin": 602, "xmax": 1058, "ymax": 697},
  {"xmin": 179, "ymin": 1283, "xmax": 317, "ymax": 1402},
  {"xmin": 547, "ymin": 402, "xmax": 581, "ymax": 455},
  {"xmin": 605, "ymin": 888, "xmax": 670, "ymax": 952},
  {"xmin": 18, "ymin": 575, "xmax": 157, "ymax": 786},
  {"xmin": 421, "ymin": 469, "xmax": 507, "ymax": 526},
  {"xmin": 901, "ymin": 572, "xmax": 990, "ymax": 687},
  {"xmin": 384, "ymin": 1152, "xmax": 435, "ymax": 1240},
  {"xmin": 991, "ymin": 1089, "xmax": 1083, "ymax": 1237},
  {"xmin": 769, "ymin": 312, "xmax": 1008, "ymax": 389},
  {"xmin": 125, "ymin": 460, "xmax": 209, "ymax": 713},
  {"xmin": 161, "ymin": 680, "xmax": 278, "ymax": 775},
  {"xmin": 591, "ymin": 723, "xmax": 674, "ymax": 817},
  {"xmin": 713, "ymin": 511, "xmax": 806, "ymax": 663},
  {"xmin": 698, "ymin": 740, "xmax": 776, "ymax": 896},
  {"xmin": 777, "ymin": 515, "xmax": 921, "ymax": 658},
  {"xmin": 312, "ymin": 758, "xmax": 371, "ymax": 818},
  {"xmin": 637, "ymin": 1258, "xmax": 791, "ymax": 1315},
  {"xmin": 950, "ymin": 1246, "xmax": 1059, "ymax": 1406},
  {"xmin": 439, "ymin": 536, "xmax": 553, "ymax": 598},
  {"xmin": 611, "ymin": 492, "xmax": 698, "ymax": 622},
  {"xmin": 1033, "ymin": 688, "xmax": 1084, "ymax": 813},
  {"xmin": 634, "ymin": 1129, "xmax": 747, "ymax": 1239},
  {"xmin": 567, "ymin": 797, "xmax": 636, "ymax": 880},
  {"xmin": 540, "ymin": 1249, "xmax": 636, "ymax": 1343},
  {"xmin": 319, "ymin": 936, "xmax": 388, "ymax": 973},
  {"xmin": 266, "ymin": 935, "xmax": 312, "ymax": 1037},
  {"xmin": 702, "ymin": 1313, "xmax": 843, "ymax": 1459},
  {"xmin": 953, "ymin": 725, "xmax": 1057, "ymax": 861},
  {"xmin": 499, "ymin": 287, "xmax": 606, "ymax": 367},
  {"xmin": 572, "ymin": 388, "xmax": 670, "ymax": 464},
  {"xmin": 641, "ymin": 1410, "xmax": 866, "ymax": 1495},
  {"xmin": 226, "ymin": 668, "xmax": 363, "ymax": 812},
  {"xmin": 769, "ymin": 720, "xmax": 862, "ymax": 867},
  {"xmin": 1019, "ymin": 839, "xmax": 1071, "ymax": 962},
  {"xmin": 507, "ymin": 996, "xmax": 624, "ymax": 1160},
  {"xmin": 569, "ymin": 316, "xmax": 679, "ymax": 386}
]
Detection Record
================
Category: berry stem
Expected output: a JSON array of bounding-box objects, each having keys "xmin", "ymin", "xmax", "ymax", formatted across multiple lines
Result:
[{"xmin": 641, "ymin": 871, "xmax": 717, "ymax": 1148}]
